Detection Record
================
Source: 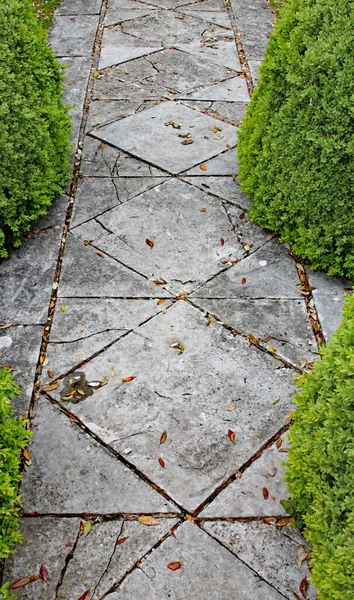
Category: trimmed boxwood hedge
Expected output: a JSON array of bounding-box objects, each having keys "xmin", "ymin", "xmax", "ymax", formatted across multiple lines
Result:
[
  {"xmin": 0, "ymin": 0, "xmax": 71, "ymax": 257},
  {"xmin": 0, "ymin": 368, "xmax": 31, "ymax": 600},
  {"xmin": 285, "ymin": 294, "xmax": 354, "ymax": 599},
  {"xmin": 237, "ymin": 0, "xmax": 354, "ymax": 281}
]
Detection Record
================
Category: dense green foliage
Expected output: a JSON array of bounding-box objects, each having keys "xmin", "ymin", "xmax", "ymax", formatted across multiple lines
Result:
[
  {"xmin": 33, "ymin": 0, "xmax": 61, "ymax": 29},
  {"xmin": 0, "ymin": 368, "xmax": 31, "ymax": 599},
  {"xmin": 286, "ymin": 295, "xmax": 354, "ymax": 599},
  {"xmin": 0, "ymin": 0, "xmax": 71, "ymax": 257},
  {"xmin": 238, "ymin": 0, "xmax": 354, "ymax": 280}
]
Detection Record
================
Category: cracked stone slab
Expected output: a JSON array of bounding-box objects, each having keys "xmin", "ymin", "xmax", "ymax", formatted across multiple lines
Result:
[
  {"xmin": 249, "ymin": 59, "xmax": 262, "ymax": 84},
  {"xmin": 70, "ymin": 176, "xmax": 169, "ymax": 228},
  {"xmin": 85, "ymin": 99, "xmax": 144, "ymax": 131},
  {"xmin": 111, "ymin": 521, "xmax": 285, "ymax": 599},
  {"xmin": 175, "ymin": 38, "xmax": 241, "ymax": 71},
  {"xmin": 200, "ymin": 434, "xmax": 290, "ymax": 517},
  {"xmin": 87, "ymin": 179, "xmax": 257, "ymax": 292},
  {"xmin": 58, "ymin": 518, "xmax": 179, "ymax": 599},
  {"xmin": 181, "ymin": 98, "xmax": 247, "ymax": 126},
  {"xmin": 49, "ymin": 15, "xmax": 99, "ymax": 57},
  {"xmin": 59, "ymin": 56, "xmax": 91, "ymax": 146},
  {"xmin": 182, "ymin": 148, "xmax": 237, "ymax": 175},
  {"xmin": 99, "ymin": 44, "xmax": 162, "ymax": 71},
  {"xmin": 193, "ymin": 238, "xmax": 301, "ymax": 299},
  {"xmin": 81, "ymin": 136, "xmax": 166, "ymax": 176},
  {"xmin": 193, "ymin": 298, "xmax": 318, "ymax": 367},
  {"xmin": 50, "ymin": 301, "xmax": 296, "ymax": 511},
  {"xmin": 184, "ymin": 0, "xmax": 229, "ymax": 10},
  {"xmin": 22, "ymin": 398, "xmax": 176, "ymax": 513},
  {"xmin": 307, "ymin": 268, "xmax": 351, "ymax": 342},
  {"xmin": 181, "ymin": 176, "xmax": 251, "ymax": 209},
  {"xmin": 202, "ymin": 521, "xmax": 317, "ymax": 599},
  {"xmin": 4, "ymin": 517, "xmax": 80, "ymax": 600},
  {"xmin": 177, "ymin": 9, "xmax": 232, "ymax": 28},
  {"xmin": 107, "ymin": 0, "xmax": 159, "ymax": 8},
  {"xmin": 93, "ymin": 102, "xmax": 236, "ymax": 174},
  {"xmin": 183, "ymin": 76, "xmax": 249, "ymax": 102},
  {"xmin": 59, "ymin": 233, "xmax": 168, "ymax": 297},
  {"xmin": 105, "ymin": 8, "xmax": 154, "ymax": 26},
  {"xmin": 0, "ymin": 326, "xmax": 43, "ymax": 416},
  {"xmin": 57, "ymin": 0, "xmax": 102, "ymax": 14},
  {"xmin": 45, "ymin": 298, "xmax": 172, "ymax": 378}
]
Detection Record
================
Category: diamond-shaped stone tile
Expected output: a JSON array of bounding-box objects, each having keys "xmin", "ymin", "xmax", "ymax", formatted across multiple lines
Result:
[
  {"xmin": 78, "ymin": 179, "xmax": 254, "ymax": 292},
  {"xmin": 59, "ymin": 518, "xmax": 179, "ymax": 599},
  {"xmin": 22, "ymin": 398, "xmax": 175, "ymax": 513},
  {"xmin": 93, "ymin": 102, "xmax": 236, "ymax": 174},
  {"xmin": 111, "ymin": 522, "xmax": 285, "ymax": 599},
  {"xmin": 50, "ymin": 301, "xmax": 296, "ymax": 511},
  {"xmin": 202, "ymin": 521, "xmax": 317, "ymax": 599}
]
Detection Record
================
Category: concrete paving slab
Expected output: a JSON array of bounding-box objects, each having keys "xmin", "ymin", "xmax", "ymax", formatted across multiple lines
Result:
[
  {"xmin": 50, "ymin": 301, "xmax": 296, "ymax": 511},
  {"xmin": 182, "ymin": 148, "xmax": 237, "ymax": 175},
  {"xmin": 200, "ymin": 434, "xmax": 289, "ymax": 516},
  {"xmin": 22, "ymin": 398, "xmax": 176, "ymax": 513},
  {"xmin": 183, "ymin": 76, "xmax": 249, "ymax": 102},
  {"xmin": 182, "ymin": 0, "xmax": 228, "ymax": 10},
  {"xmin": 4, "ymin": 518, "xmax": 80, "ymax": 600},
  {"xmin": 58, "ymin": 518, "xmax": 179, "ymax": 599},
  {"xmin": 108, "ymin": 0, "xmax": 158, "ymax": 8},
  {"xmin": 112, "ymin": 521, "xmax": 284, "ymax": 599},
  {"xmin": 93, "ymin": 102, "xmax": 236, "ymax": 174},
  {"xmin": 59, "ymin": 56, "xmax": 91, "ymax": 146},
  {"xmin": 57, "ymin": 0, "xmax": 102, "ymax": 14},
  {"xmin": 307, "ymin": 268, "xmax": 351, "ymax": 341},
  {"xmin": 49, "ymin": 15, "xmax": 99, "ymax": 57},
  {"xmin": 177, "ymin": 9, "xmax": 232, "ymax": 28},
  {"xmin": 181, "ymin": 176, "xmax": 251, "ymax": 209},
  {"xmin": 105, "ymin": 8, "xmax": 154, "ymax": 26},
  {"xmin": 193, "ymin": 238, "xmax": 301, "ymax": 299},
  {"xmin": 203, "ymin": 520, "xmax": 317, "ymax": 599},
  {"xmin": 99, "ymin": 44, "xmax": 162, "ymax": 71},
  {"xmin": 88, "ymin": 179, "xmax": 258, "ymax": 291}
]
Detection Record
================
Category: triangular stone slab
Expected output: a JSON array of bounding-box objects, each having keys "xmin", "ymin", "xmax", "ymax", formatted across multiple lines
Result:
[
  {"xmin": 51, "ymin": 301, "xmax": 296, "ymax": 512},
  {"xmin": 182, "ymin": 148, "xmax": 237, "ymax": 175},
  {"xmin": 21, "ymin": 398, "xmax": 176, "ymax": 513},
  {"xmin": 177, "ymin": 9, "xmax": 232, "ymax": 29},
  {"xmin": 181, "ymin": 176, "xmax": 252, "ymax": 209},
  {"xmin": 99, "ymin": 44, "xmax": 162, "ymax": 70},
  {"xmin": 183, "ymin": 76, "xmax": 249, "ymax": 102},
  {"xmin": 104, "ymin": 8, "xmax": 154, "ymax": 27},
  {"xmin": 110, "ymin": 521, "xmax": 285, "ymax": 598}
]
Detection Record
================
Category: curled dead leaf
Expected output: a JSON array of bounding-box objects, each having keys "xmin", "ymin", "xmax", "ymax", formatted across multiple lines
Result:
[
  {"xmin": 122, "ymin": 376, "xmax": 135, "ymax": 382},
  {"xmin": 157, "ymin": 299, "xmax": 165, "ymax": 306},
  {"xmin": 23, "ymin": 448, "xmax": 31, "ymax": 462},
  {"xmin": 158, "ymin": 457, "xmax": 165, "ymax": 468},
  {"xmin": 116, "ymin": 537, "xmax": 128, "ymax": 545},
  {"xmin": 41, "ymin": 382, "xmax": 58, "ymax": 393},
  {"xmin": 167, "ymin": 562, "xmax": 182, "ymax": 571},
  {"xmin": 181, "ymin": 139, "xmax": 194, "ymax": 145},
  {"xmin": 10, "ymin": 575, "xmax": 39, "ymax": 589},
  {"xmin": 200, "ymin": 164, "xmax": 207, "ymax": 171},
  {"xmin": 200, "ymin": 207, "xmax": 206, "ymax": 212},
  {"xmin": 276, "ymin": 437, "xmax": 283, "ymax": 449},
  {"xmin": 241, "ymin": 277, "xmax": 247, "ymax": 285},
  {"xmin": 220, "ymin": 237, "xmax": 225, "ymax": 246},
  {"xmin": 0, "ymin": 322, "xmax": 13, "ymax": 329},
  {"xmin": 227, "ymin": 405, "xmax": 236, "ymax": 412},
  {"xmin": 77, "ymin": 591, "xmax": 91, "ymax": 600},
  {"xmin": 228, "ymin": 429, "xmax": 236, "ymax": 444},
  {"xmin": 39, "ymin": 564, "xmax": 49, "ymax": 583},
  {"xmin": 300, "ymin": 577, "xmax": 308, "ymax": 598},
  {"xmin": 138, "ymin": 516, "xmax": 160, "ymax": 525},
  {"xmin": 152, "ymin": 278, "xmax": 167, "ymax": 285},
  {"xmin": 47, "ymin": 370, "xmax": 54, "ymax": 379},
  {"xmin": 160, "ymin": 431, "xmax": 167, "ymax": 445},
  {"xmin": 262, "ymin": 487, "xmax": 269, "ymax": 500},
  {"xmin": 248, "ymin": 334, "xmax": 259, "ymax": 346},
  {"xmin": 96, "ymin": 252, "xmax": 104, "ymax": 258}
]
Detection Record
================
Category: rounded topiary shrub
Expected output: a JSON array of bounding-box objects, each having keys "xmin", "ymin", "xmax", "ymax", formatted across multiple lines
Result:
[
  {"xmin": 285, "ymin": 294, "xmax": 354, "ymax": 599},
  {"xmin": 0, "ymin": 0, "xmax": 71, "ymax": 256},
  {"xmin": 237, "ymin": 0, "xmax": 354, "ymax": 281}
]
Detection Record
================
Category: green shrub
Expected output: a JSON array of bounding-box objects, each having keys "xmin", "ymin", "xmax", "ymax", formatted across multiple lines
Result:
[
  {"xmin": 238, "ymin": 0, "xmax": 354, "ymax": 280},
  {"xmin": 285, "ymin": 294, "xmax": 354, "ymax": 599},
  {"xmin": 0, "ymin": 0, "xmax": 71, "ymax": 257}
]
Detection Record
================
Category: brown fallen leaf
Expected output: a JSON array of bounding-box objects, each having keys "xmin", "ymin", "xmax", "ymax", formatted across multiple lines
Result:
[
  {"xmin": 249, "ymin": 334, "xmax": 259, "ymax": 346},
  {"xmin": 228, "ymin": 429, "xmax": 236, "ymax": 443},
  {"xmin": 77, "ymin": 591, "xmax": 91, "ymax": 600},
  {"xmin": 158, "ymin": 457, "xmax": 165, "ymax": 468},
  {"xmin": 300, "ymin": 577, "xmax": 308, "ymax": 598},
  {"xmin": 160, "ymin": 431, "xmax": 167, "ymax": 445},
  {"xmin": 275, "ymin": 517, "xmax": 291, "ymax": 527},
  {"xmin": 138, "ymin": 516, "xmax": 160, "ymax": 525},
  {"xmin": 263, "ymin": 517, "xmax": 277, "ymax": 525},
  {"xmin": 39, "ymin": 564, "xmax": 49, "ymax": 583},
  {"xmin": 0, "ymin": 322, "xmax": 13, "ymax": 329},
  {"xmin": 65, "ymin": 390, "xmax": 76, "ymax": 398},
  {"xmin": 262, "ymin": 487, "xmax": 269, "ymax": 500},
  {"xmin": 241, "ymin": 277, "xmax": 247, "ymax": 285},
  {"xmin": 152, "ymin": 278, "xmax": 167, "ymax": 285},
  {"xmin": 200, "ymin": 164, "xmax": 207, "ymax": 171},
  {"xmin": 41, "ymin": 382, "xmax": 58, "ymax": 393},
  {"xmin": 157, "ymin": 299, "xmax": 165, "ymax": 306},
  {"xmin": 122, "ymin": 376, "xmax": 135, "ymax": 382},
  {"xmin": 182, "ymin": 139, "xmax": 194, "ymax": 145},
  {"xmin": 297, "ymin": 546, "xmax": 310, "ymax": 568},
  {"xmin": 47, "ymin": 370, "xmax": 54, "ymax": 379},
  {"xmin": 276, "ymin": 437, "xmax": 283, "ymax": 449},
  {"xmin": 10, "ymin": 575, "xmax": 39, "ymax": 589},
  {"xmin": 146, "ymin": 238, "xmax": 155, "ymax": 249},
  {"xmin": 167, "ymin": 562, "xmax": 182, "ymax": 571},
  {"xmin": 227, "ymin": 405, "xmax": 236, "ymax": 411},
  {"xmin": 96, "ymin": 252, "xmax": 104, "ymax": 258},
  {"xmin": 220, "ymin": 237, "xmax": 225, "ymax": 246},
  {"xmin": 165, "ymin": 121, "xmax": 181, "ymax": 129},
  {"xmin": 116, "ymin": 536, "xmax": 129, "ymax": 545},
  {"xmin": 200, "ymin": 207, "xmax": 206, "ymax": 212},
  {"xmin": 23, "ymin": 448, "xmax": 31, "ymax": 462}
]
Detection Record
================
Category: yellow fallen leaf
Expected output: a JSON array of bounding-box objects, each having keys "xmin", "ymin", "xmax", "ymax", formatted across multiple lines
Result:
[
  {"xmin": 138, "ymin": 516, "xmax": 160, "ymax": 525},
  {"xmin": 61, "ymin": 306, "xmax": 67, "ymax": 312},
  {"xmin": 200, "ymin": 164, "xmax": 207, "ymax": 171},
  {"xmin": 41, "ymin": 382, "xmax": 59, "ymax": 392}
]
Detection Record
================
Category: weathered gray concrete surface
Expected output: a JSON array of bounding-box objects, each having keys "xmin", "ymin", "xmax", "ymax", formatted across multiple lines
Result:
[{"xmin": 2, "ymin": 0, "xmax": 349, "ymax": 597}]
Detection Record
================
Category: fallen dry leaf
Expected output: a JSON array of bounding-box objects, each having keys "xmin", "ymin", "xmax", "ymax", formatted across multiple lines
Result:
[
  {"xmin": 39, "ymin": 564, "xmax": 49, "ymax": 583},
  {"xmin": 122, "ymin": 376, "xmax": 135, "ymax": 382},
  {"xmin": 138, "ymin": 516, "xmax": 160, "ymax": 526},
  {"xmin": 249, "ymin": 334, "xmax": 259, "ymax": 346},
  {"xmin": 160, "ymin": 431, "xmax": 167, "ymax": 445},
  {"xmin": 241, "ymin": 277, "xmax": 247, "ymax": 285},
  {"xmin": 263, "ymin": 517, "xmax": 277, "ymax": 525},
  {"xmin": 228, "ymin": 429, "xmax": 236, "ymax": 443},
  {"xmin": 300, "ymin": 577, "xmax": 308, "ymax": 598},
  {"xmin": 23, "ymin": 449, "xmax": 31, "ymax": 462},
  {"xmin": 47, "ymin": 370, "xmax": 54, "ymax": 379},
  {"xmin": 77, "ymin": 591, "xmax": 91, "ymax": 600},
  {"xmin": 0, "ymin": 322, "xmax": 13, "ymax": 329},
  {"xmin": 167, "ymin": 562, "xmax": 182, "ymax": 571},
  {"xmin": 83, "ymin": 521, "xmax": 92, "ymax": 537},
  {"xmin": 200, "ymin": 207, "xmax": 206, "ymax": 212},
  {"xmin": 297, "ymin": 546, "xmax": 310, "ymax": 568},
  {"xmin": 220, "ymin": 237, "xmax": 225, "ymax": 246},
  {"xmin": 170, "ymin": 342, "xmax": 184, "ymax": 354},
  {"xmin": 262, "ymin": 487, "xmax": 269, "ymax": 500},
  {"xmin": 41, "ymin": 382, "xmax": 58, "ymax": 393},
  {"xmin": 276, "ymin": 437, "xmax": 283, "ymax": 449},
  {"xmin": 181, "ymin": 139, "xmax": 194, "ymax": 145},
  {"xmin": 116, "ymin": 537, "xmax": 128, "ymax": 545},
  {"xmin": 10, "ymin": 575, "xmax": 39, "ymax": 589},
  {"xmin": 61, "ymin": 306, "xmax": 67, "ymax": 312},
  {"xmin": 158, "ymin": 457, "xmax": 165, "ymax": 468},
  {"xmin": 96, "ymin": 252, "xmax": 104, "ymax": 258},
  {"xmin": 146, "ymin": 238, "xmax": 155, "ymax": 249},
  {"xmin": 200, "ymin": 164, "xmax": 207, "ymax": 171},
  {"xmin": 227, "ymin": 405, "xmax": 236, "ymax": 411},
  {"xmin": 152, "ymin": 278, "xmax": 167, "ymax": 285},
  {"xmin": 157, "ymin": 299, "xmax": 165, "ymax": 306}
]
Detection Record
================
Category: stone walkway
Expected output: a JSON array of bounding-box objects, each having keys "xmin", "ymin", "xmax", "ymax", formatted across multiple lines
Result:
[{"xmin": 1, "ymin": 0, "xmax": 350, "ymax": 598}]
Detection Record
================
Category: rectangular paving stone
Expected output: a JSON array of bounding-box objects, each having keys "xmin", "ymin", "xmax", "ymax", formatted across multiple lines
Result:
[
  {"xmin": 4, "ymin": 518, "xmax": 80, "ymax": 600},
  {"xmin": 22, "ymin": 397, "xmax": 176, "ymax": 513},
  {"xmin": 105, "ymin": 8, "xmax": 156, "ymax": 26},
  {"xmin": 49, "ymin": 15, "xmax": 99, "ymax": 57},
  {"xmin": 112, "ymin": 521, "xmax": 284, "ymax": 599},
  {"xmin": 57, "ymin": 0, "xmax": 102, "ymax": 14},
  {"xmin": 59, "ymin": 56, "xmax": 91, "ymax": 146},
  {"xmin": 92, "ymin": 102, "xmax": 236, "ymax": 174},
  {"xmin": 50, "ymin": 301, "xmax": 296, "ymax": 512},
  {"xmin": 307, "ymin": 268, "xmax": 351, "ymax": 342}
]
